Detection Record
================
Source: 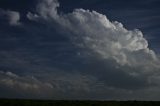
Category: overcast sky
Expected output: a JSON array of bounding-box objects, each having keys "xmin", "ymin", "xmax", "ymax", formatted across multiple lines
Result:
[{"xmin": 0, "ymin": 0, "xmax": 160, "ymax": 100}]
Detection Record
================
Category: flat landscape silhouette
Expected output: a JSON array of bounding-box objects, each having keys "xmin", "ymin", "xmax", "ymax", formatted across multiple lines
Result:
[{"xmin": 0, "ymin": 99, "xmax": 159, "ymax": 106}]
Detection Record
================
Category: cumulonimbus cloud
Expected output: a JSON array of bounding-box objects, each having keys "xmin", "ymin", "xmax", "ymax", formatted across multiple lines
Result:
[{"xmin": 28, "ymin": 0, "xmax": 160, "ymax": 71}]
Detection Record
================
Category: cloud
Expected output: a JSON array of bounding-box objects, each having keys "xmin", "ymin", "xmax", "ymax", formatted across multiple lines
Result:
[
  {"xmin": 0, "ymin": 9, "xmax": 21, "ymax": 26},
  {"xmin": 28, "ymin": 0, "xmax": 160, "ymax": 79},
  {"xmin": 0, "ymin": 71, "xmax": 53, "ymax": 91},
  {"xmin": 0, "ymin": 71, "xmax": 55, "ymax": 99},
  {"xmin": 0, "ymin": 70, "xmax": 101, "ymax": 99},
  {"xmin": 28, "ymin": 0, "xmax": 159, "ymax": 67},
  {"xmin": 0, "ymin": 0, "xmax": 160, "ymax": 100}
]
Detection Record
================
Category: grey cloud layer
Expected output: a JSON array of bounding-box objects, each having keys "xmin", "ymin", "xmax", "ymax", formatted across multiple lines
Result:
[{"xmin": 0, "ymin": 9, "xmax": 21, "ymax": 26}]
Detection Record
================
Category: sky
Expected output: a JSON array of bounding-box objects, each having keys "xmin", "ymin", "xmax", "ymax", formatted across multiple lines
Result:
[{"xmin": 0, "ymin": 0, "xmax": 160, "ymax": 100}]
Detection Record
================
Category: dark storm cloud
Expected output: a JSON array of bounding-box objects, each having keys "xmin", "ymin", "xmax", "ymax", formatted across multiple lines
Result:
[{"xmin": 0, "ymin": 0, "xmax": 160, "ymax": 100}]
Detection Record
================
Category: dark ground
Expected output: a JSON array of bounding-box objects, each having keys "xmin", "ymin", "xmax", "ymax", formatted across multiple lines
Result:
[{"xmin": 0, "ymin": 99, "xmax": 160, "ymax": 106}]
